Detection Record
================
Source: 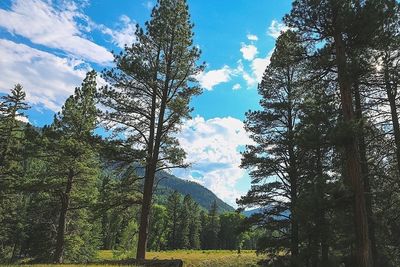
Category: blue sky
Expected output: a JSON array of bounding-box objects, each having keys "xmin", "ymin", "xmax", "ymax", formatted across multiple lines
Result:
[{"xmin": 0, "ymin": 0, "xmax": 291, "ymax": 206}]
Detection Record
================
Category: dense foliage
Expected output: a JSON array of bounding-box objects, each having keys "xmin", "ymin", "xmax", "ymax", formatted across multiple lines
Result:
[
  {"xmin": 1, "ymin": 0, "xmax": 400, "ymax": 266},
  {"xmin": 238, "ymin": 0, "xmax": 400, "ymax": 266},
  {"xmin": 154, "ymin": 171, "xmax": 234, "ymax": 213},
  {"xmin": 97, "ymin": 0, "xmax": 203, "ymax": 259},
  {"xmin": 0, "ymin": 81, "xmax": 247, "ymax": 263}
]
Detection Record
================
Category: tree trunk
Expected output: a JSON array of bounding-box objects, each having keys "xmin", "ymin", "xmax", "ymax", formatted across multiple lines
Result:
[
  {"xmin": 290, "ymin": 181, "xmax": 299, "ymax": 267},
  {"xmin": 287, "ymin": 68, "xmax": 299, "ymax": 267},
  {"xmin": 354, "ymin": 81, "xmax": 378, "ymax": 267},
  {"xmin": 288, "ymin": 125, "xmax": 299, "ymax": 267},
  {"xmin": 316, "ymin": 146, "xmax": 329, "ymax": 266},
  {"xmin": 136, "ymin": 162, "xmax": 157, "ymax": 260},
  {"xmin": 136, "ymin": 48, "xmax": 161, "ymax": 261},
  {"xmin": 53, "ymin": 169, "xmax": 73, "ymax": 263},
  {"xmin": 333, "ymin": 31, "xmax": 373, "ymax": 267},
  {"xmin": 136, "ymin": 40, "xmax": 173, "ymax": 259},
  {"xmin": 385, "ymin": 61, "xmax": 400, "ymax": 176}
]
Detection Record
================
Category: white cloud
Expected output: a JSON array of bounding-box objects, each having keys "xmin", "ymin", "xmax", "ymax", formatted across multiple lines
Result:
[
  {"xmin": 196, "ymin": 65, "xmax": 233, "ymax": 90},
  {"xmin": 240, "ymin": 43, "xmax": 258, "ymax": 61},
  {"xmin": 175, "ymin": 116, "xmax": 253, "ymax": 206},
  {"xmin": 99, "ymin": 15, "xmax": 137, "ymax": 48},
  {"xmin": 232, "ymin": 83, "xmax": 241, "ymax": 90},
  {"xmin": 267, "ymin": 19, "xmax": 289, "ymax": 39},
  {"xmin": 242, "ymin": 71, "xmax": 257, "ymax": 87},
  {"xmin": 142, "ymin": 1, "xmax": 155, "ymax": 10},
  {"xmin": 236, "ymin": 48, "xmax": 273, "ymax": 87},
  {"xmin": 194, "ymin": 21, "xmax": 281, "ymax": 90},
  {"xmin": 251, "ymin": 51, "xmax": 273, "ymax": 82},
  {"xmin": 0, "ymin": 39, "xmax": 88, "ymax": 111},
  {"xmin": 0, "ymin": 0, "xmax": 113, "ymax": 64},
  {"xmin": 247, "ymin": 34, "xmax": 258, "ymax": 41},
  {"xmin": 16, "ymin": 113, "xmax": 29, "ymax": 123}
]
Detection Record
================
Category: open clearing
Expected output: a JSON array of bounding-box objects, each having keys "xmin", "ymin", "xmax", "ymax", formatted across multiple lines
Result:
[
  {"xmin": 142, "ymin": 250, "xmax": 260, "ymax": 266},
  {"xmin": 0, "ymin": 250, "xmax": 261, "ymax": 267}
]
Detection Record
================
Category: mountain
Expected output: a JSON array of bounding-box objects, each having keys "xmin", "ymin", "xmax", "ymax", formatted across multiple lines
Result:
[
  {"xmin": 28, "ymin": 124, "xmax": 235, "ymax": 214},
  {"xmin": 242, "ymin": 207, "xmax": 290, "ymax": 219},
  {"xmin": 154, "ymin": 170, "xmax": 235, "ymax": 213},
  {"xmin": 242, "ymin": 208, "xmax": 264, "ymax": 217}
]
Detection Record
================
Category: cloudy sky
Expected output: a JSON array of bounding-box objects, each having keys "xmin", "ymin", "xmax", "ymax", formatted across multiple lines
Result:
[{"xmin": 0, "ymin": 0, "xmax": 291, "ymax": 206}]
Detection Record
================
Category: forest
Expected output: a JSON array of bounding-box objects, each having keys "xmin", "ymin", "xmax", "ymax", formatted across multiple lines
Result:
[{"xmin": 1, "ymin": 0, "xmax": 400, "ymax": 267}]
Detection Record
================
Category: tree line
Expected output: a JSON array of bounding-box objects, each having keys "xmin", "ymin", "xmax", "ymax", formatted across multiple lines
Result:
[
  {"xmin": 238, "ymin": 0, "xmax": 400, "ymax": 267},
  {"xmin": 147, "ymin": 192, "xmax": 257, "ymax": 252},
  {"xmin": 0, "ymin": 82, "xmax": 258, "ymax": 263},
  {"xmin": 2, "ymin": 0, "xmax": 400, "ymax": 266},
  {"xmin": 0, "ymin": 0, "xmax": 205, "ymax": 263}
]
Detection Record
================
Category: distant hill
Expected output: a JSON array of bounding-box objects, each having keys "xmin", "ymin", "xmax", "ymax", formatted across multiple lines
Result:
[
  {"xmin": 154, "ymin": 170, "xmax": 235, "ymax": 213},
  {"xmin": 242, "ymin": 208, "xmax": 264, "ymax": 217},
  {"xmin": 242, "ymin": 207, "xmax": 290, "ymax": 219},
  {"xmin": 28, "ymin": 125, "xmax": 234, "ymax": 213}
]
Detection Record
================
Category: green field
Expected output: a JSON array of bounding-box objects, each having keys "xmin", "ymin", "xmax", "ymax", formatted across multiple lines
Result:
[
  {"xmin": 100, "ymin": 250, "xmax": 261, "ymax": 267},
  {"xmin": 0, "ymin": 250, "xmax": 261, "ymax": 267}
]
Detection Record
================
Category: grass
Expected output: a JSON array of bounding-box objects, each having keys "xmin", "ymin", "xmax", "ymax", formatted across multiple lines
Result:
[
  {"xmin": 147, "ymin": 250, "xmax": 260, "ymax": 267},
  {"xmin": 97, "ymin": 249, "xmax": 261, "ymax": 267},
  {"xmin": 0, "ymin": 265, "xmax": 139, "ymax": 267},
  {"xmin": 0, "ymin": 250, "xmax": 261, "ymax": 267}
]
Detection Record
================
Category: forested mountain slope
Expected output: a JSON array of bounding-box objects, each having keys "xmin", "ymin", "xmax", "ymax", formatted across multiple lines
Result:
[{"xmin": 154, "ymin": 170, "xmax": 235, "ymax": 213}]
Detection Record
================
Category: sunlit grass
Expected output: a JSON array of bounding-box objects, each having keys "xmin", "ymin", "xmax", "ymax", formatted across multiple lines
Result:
[
  {"xmin": 145, "ymin": 250, "xmax": 260, "ymax": 267},
  {"xmin": 0, "ymin": 265, "xmax": 140, "ymax": 267},
  {"xmin": 0, "ymin": 250, "xmax": 261, "ymax": 267}
]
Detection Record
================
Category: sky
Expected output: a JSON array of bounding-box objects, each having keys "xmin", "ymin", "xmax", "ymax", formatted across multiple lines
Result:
[{"xmin": 0, "ymin": 0, "xmax": 292, "ymax": 207}]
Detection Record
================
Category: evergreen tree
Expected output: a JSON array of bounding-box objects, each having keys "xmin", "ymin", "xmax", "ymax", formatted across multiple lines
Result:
[
  {"xmin": 374, "ymin": 0, "xmax": 400, "ymax": 175},
  {"xmin": 0, "ymin": 85, "xmax": 29, "ymax": 262},
  {"xmin": 284, "ymin": 2, "xmax": 389, "ymax": 266},
  {"xmin": 238, "ymin": 30, "xmax": 306, "ymax": 266},
  {"xmin": 34, "ymin": 71, "xmax": 100, "ymax": 263},
  {"xmin": 369, "ymin": 2, "xmax": 400, "ymax": 264},
  {"xmin": 177, "ymin": 195, "xmax": 191, "ymax": 248},
  {"xmin": 218, "ymin": 212, "xmax": 244, "ymax": 250},
  {"xmin": 296, "ymin": 79, "xmax": 339, "ymax": 266},
  {"xmin": 166, "ymin": 191, "xmax": 182, "ymax": 249},
  {"xmin": 199, "ymin": 210, "xmax": 208, "ymax": 249},
  {"xmin": 97, "ymin": 168, "xmax": 141, "ymax": 251},
  {"xmin": 203, "ymin": 200, "xmax": 220, "ymax": 249},
  {"xmin": 0, "ymin": 84, "xmax": 29, "ymax": 183},
  {"xmin": 98, "ymin": 0, "xmax": 203, "ymax": 259},
  {"xmin": 187, "ymin": 199, "xmax": 201, "ymax": 249},
  {"xmin": 148, "ymin": 204, "xmax": 168, "ymax": 251}
]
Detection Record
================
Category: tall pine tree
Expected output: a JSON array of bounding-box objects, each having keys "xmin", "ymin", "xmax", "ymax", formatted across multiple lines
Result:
[
  {"xmin": 238, "ymin": 30, "xmax": 306, "ymax": 267},
  {"xmin": 40, "ymin": 71, "xmax": 100, "ymax": 263},
  {"xmin": 98, "ymin": 0, "xmax": 203, "ymax": 259}
]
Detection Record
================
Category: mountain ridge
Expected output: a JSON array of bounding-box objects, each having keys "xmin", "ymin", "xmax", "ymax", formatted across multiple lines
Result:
[{"xmin": 154, "ymin": 170, "xmax": 235, "ymax": 213}]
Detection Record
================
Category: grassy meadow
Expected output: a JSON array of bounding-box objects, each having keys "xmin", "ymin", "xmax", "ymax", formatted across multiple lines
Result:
[
  {"xmin": 0, "ymin": 250, "xmax": 261, "ymax": 267},
  {"xmin": 99, "ymin": 250, "xmax": 261, "ymax": 267},
  {"xmin": 146, "ymin": 250, "xmax": 260, "ymax": 267}
]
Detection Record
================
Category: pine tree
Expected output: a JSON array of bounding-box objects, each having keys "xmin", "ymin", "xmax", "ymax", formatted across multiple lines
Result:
[
  {"xmin": 374, "ymin": 0, "xmax": 400, "ymax": 175},
  {"xmin": 0, "ymin": 84, "xmax": 29, "ymax": 183},
  {"xmin": 238, "ymin": 30, "xmax": 306, "ymax": 266},
  {"xmin": 187, "ymin": 199, "xmax": 201, "ymax": 249},
  {"xmin": 148, "ymin": 204, "xmax": 168, "ymax": 251},
  {"xmin": 98, "ymin": 0, "xmax": 203, "ymax": 259},
  {"xmin": 284, "ymin": 1, "xmax": 383, "ymax": 266},
  {"xmin": 0, "ymin": 85, "xmax": 29, "ymax": 262},
  {"xmin": 296, "ymin": 78, "xmax": 339, "ymax": 265},
  {"xmin": 204, "ymin": 200, "xmax": 219, "ymax": 249},
  {"xmin": 199, "ymin": 210, "xmax": 208, "ymax": 249},
  {"xmin": 218, "ymin": 212, "xmax": 245, "ymax": 250},
  {"xmin": 177, "ymin": 195, "xmax": 191, "ymax": 248},
  {"xmin": 166, "ymin": 191, "xmax": 182, "ymax": 249},
  {"xmin": 37, "ymin": 71, "xmax": 100, "ymax": 263}
]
